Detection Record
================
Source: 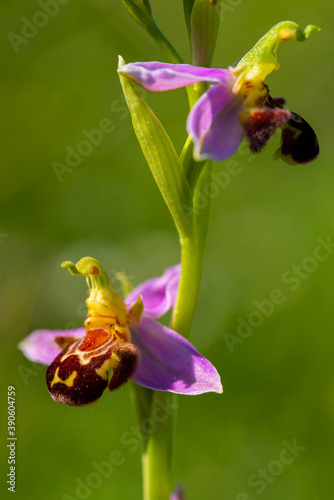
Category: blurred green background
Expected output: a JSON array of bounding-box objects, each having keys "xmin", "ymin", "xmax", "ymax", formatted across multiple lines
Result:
[{"xmin": 1, "ymin": 1, "xmax": 333, "ymax": 499}]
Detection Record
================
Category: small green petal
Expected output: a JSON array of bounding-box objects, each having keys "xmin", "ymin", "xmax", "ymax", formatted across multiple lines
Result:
[{"xmin": 128, "ymin": 295, "xmax": 144, "ymax": 326}]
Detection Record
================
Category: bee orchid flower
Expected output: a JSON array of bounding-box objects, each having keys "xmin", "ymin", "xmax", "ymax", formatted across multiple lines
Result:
[
  {"xmin": 118, "ymin": 21, "xmax": 320, "ymax": 165},
  {"xmin": 18, "ymin": 258, "xmax": 222, "ymax": 406}
]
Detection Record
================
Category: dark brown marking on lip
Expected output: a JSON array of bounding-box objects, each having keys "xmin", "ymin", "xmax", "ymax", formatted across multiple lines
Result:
[
  {"xmin": 243, "ymin": 106, "xmax": 291, "ymax": 153},
  {"xmin": 46, "ymin": 332, "xmax": 139, "ymax": 406}
]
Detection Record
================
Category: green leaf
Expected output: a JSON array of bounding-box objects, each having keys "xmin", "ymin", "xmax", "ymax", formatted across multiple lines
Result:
[
  {"xmin": 118, "ymin": 56, "xmax": 193, "ymax": 239},
  {"xmin": 121, "ymin": 0, "xmax": 153, "ymax": 30},
  {"xmin": 122, "ymin": 0, "xmax": 183, "ymax": 65}
]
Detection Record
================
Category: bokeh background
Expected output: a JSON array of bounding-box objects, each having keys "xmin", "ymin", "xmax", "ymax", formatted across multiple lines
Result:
[{"xmin": 1, "ymin": 1, "xmax": 333, "ymax": 499}]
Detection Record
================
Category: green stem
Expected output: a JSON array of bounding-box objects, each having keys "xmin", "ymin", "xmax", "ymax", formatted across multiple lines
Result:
[
  {"xmin": 131, "ymin": 386, "xmax": 177, "ymax": 500},
  {"xmin": 172, "ymin": 160, "xmax": 212, "ymax": 338},
  {"xmin": 141, "ymin": 392, "xmax": 178, "ymax": 500},
  {"xmin": 141, "ymin": 162, "xmax": 212, "ymax": 500},
  {"xmin": 170, "ymin": 236, "xmax": 205, "ymax": 337}
]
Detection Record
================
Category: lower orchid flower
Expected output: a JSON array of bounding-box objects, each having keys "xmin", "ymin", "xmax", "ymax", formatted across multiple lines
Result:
[
  {"xmin": 18, "ymin": 257, "xmax": 222, "ymax": 406},
  {"xmin": 118, "ymin": 21, "xmax": 320, "ymax": 165}
]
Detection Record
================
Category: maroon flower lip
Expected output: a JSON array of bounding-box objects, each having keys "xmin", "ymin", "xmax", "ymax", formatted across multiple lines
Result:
[
  {"xmin": 242, "ymin": 93, "xmax": 319, "ymax": 164},
  {"xmin": 46, "ymin": 329, "xmax": 139, "ymax": 407}
]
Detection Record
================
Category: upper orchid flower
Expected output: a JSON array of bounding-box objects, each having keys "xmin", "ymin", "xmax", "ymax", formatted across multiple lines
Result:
[
  {"xmin": 18, "ymin": 258, "xmax": 222, "ymax": 406},
  {"xmin": 118, "ymin": 21, "xmax": 320, "ymax": 165}
]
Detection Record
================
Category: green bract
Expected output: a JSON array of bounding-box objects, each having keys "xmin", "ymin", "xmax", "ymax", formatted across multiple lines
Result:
[{"xmin": 118, "ymin": 56, "xmax": 193, "ymax": 240}]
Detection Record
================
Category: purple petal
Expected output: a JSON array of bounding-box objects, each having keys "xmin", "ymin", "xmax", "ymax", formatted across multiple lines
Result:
[
  {"xmin": 125, "ymin": 264, "xmax": 181, "ymax": 318},
  {"xmin": 18, "ymin": 328, "xmax": 85, "ymax": 365},
  {"xmin": 118, "ymin": 61, "xmax": 232, "ymax": 91},
  {"xmin": 187, "ymin": 83, "xmax": 245, "ymax": 161},
  {"xmin": 131, "ymin": 317, "xmax": 223, "ymax": 395}
]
